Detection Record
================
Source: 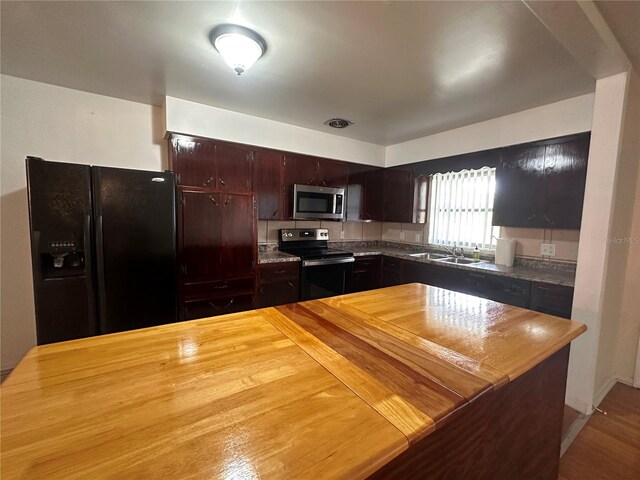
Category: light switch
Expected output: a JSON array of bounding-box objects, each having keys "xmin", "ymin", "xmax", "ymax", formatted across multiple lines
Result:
[{"xmin": 540, "ymin": 243, "xmax": 556, "ymax": 256}]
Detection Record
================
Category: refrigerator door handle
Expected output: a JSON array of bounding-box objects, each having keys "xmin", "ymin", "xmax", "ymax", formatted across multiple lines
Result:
[
  {"xmin": 94, "ymin": 213, "xmax": 108, "ymax": 333},
  {"xmin": 83, "ymin": 213, "xmax": 98, "ymax": 335}
]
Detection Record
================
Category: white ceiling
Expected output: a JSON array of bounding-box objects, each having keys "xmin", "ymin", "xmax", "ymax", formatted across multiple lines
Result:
[{"xmin": 1, "ymin": 1, "xmax": 599, "ymax": 145}]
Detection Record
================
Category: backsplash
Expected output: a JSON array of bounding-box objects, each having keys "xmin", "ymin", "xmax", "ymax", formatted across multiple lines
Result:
[
  {"xmin": 258, "ymin": 221, "xmax": 383, "ymax": 244},
  {"xmin": 259, "ymin": 220, "xmax": 580, "ymax": 263}
]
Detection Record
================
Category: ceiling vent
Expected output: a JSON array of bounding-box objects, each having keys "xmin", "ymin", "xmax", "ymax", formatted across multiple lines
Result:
[{"xmin": 324, "ymin": 118, "xmax": 353, "ymax": 129}]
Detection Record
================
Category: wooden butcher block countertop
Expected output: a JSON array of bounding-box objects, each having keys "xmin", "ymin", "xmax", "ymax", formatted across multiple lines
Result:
[{"xmin": 0, "ymin": 284, "xmax": 586, "ymax": 479}]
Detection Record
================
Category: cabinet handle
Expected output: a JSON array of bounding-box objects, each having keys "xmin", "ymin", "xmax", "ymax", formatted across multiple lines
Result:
[
  {"xmin": 287, "ymin": 282, "xmax": 295, "ymax": 288},
  {"xmin": 213, "ymin": 283, "xmax": 229, "ymax": 290},
  {"xmin": 526, "ymin": 213, "xmax": 537, "ymax": 223},
  {"xmin": 274, "ymin": 270, "xmax": 287, "ymax": 274},
  {"xmin": 224, "ymin": 198, "xmax": 231, "ymax": 206},
  {"xmin": 209, "ymin": 196, "xmax": 218, "ymax": 206},
  {"xmin": 204, "ymin": 176, "xmax": 214, "ymax": 186},
  {"xmin": 209, "ymin": 298, "xmax": 234, "ymax": 310},
  {"xmin": 321, "ymin": 179, "xmax": 328, "ymax": 186},
  {"xmin": 272, "ymin": 210, "xmax": 278, "ymax": 218},
  {"xmin": 246, "ymin": 180, "xmax": 250, "ymax": 190},
  {"xmin": 219, "ymin": 178, "xmax": 227, "ymax": 187},
  {"xmin": 543, "ymin": 214, "xmax": 554, "ymax": 226}
]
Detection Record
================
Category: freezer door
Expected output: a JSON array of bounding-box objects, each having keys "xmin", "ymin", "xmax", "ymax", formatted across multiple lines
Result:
[
  {"xmin": 26, "ymin": 157, "xmax": 98, "ymax": 343},
  {"xmin": 92, "ymin": 167, "xmax": 177, "ymax": 333}
]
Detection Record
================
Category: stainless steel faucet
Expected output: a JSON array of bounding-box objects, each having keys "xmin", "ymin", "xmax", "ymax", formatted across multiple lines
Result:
[{"xmin": 441, "ymin": 244, "xmax": 464, "ymax": 258}]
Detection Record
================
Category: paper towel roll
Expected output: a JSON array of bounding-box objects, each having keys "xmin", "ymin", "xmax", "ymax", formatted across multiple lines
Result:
[
  {"xmin": 495, "ymin": 238, "xmax": 509, "ymax": 265},
  {"xmin": 505, "ymin": 239, "xmax": 516, "ymax": 267}
]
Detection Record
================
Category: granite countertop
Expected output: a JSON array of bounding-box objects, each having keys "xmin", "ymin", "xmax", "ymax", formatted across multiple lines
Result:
[
  {"xmin": 258, "ymin": 242, "xmax": 576, "ymax": 287},
  {"xmin": 258, "ymin": 250, "xmax": 301, "ymax": 264},
  {"xmin": 348, "ymin": 246, "xmax": 575, "ymax": 287}
]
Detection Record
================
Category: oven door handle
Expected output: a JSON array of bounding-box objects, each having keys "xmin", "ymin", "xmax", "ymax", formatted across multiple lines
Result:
[{"xmin": 302, "ymin": 257, "xmax": 355, "ymax": 267}]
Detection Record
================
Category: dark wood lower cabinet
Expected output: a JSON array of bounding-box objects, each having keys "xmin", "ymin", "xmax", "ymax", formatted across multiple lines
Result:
[
  {"xmin": 530, "ymin": 282, "xmax": 574, "ymax": 319},
  {"xmin": 184, "ymin": 293, "xmax": 255, "ymax": 320},
  {"xmin": 351, "ymin": 256, "xmax": 381, "ymax": 293},
  {"xmin": 258, "ymin": 263, "xmax": 300, "ymax": 308}
]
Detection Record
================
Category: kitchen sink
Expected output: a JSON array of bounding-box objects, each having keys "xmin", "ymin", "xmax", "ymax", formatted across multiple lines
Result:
[
  {"xmin": 436, "ymin": 257, "xmax": 485, "ymax": 265},
  {"xmin": 409, "ymin": 252, "xmax": 450, "ymax": 260}
]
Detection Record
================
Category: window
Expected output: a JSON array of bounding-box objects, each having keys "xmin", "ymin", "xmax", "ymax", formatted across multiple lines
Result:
[{"xmin": 427, "ymin": 167, "xmax": 498, "ymax": 249}]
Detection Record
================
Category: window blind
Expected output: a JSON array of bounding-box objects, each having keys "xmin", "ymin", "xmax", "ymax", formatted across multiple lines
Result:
[{"xmin": 427, "ymin": 167, "xmax": 498, "ymax": 249}]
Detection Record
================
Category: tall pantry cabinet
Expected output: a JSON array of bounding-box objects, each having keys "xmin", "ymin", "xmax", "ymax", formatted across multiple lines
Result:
[{"xmin": 168, "ymin": 134, "xmax": 258, "ymax": 321}]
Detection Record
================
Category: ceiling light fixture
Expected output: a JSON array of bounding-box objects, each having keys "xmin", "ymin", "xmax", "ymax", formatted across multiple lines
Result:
[{"xmin": 210, "ymin": 24, "xmax": 267, "ymax": 76}]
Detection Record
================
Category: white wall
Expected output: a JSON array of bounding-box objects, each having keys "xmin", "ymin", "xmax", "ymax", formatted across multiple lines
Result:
[
  {"xmin": 165, "ymin": 96, "xmax": 386, "ymax": 167},
  {"xmin": 386, "ymin": 94, "xmax": 595, "ymax": 166},
  {"xmin": 566, "ymin": 72, "xmax": 629, "ymax": 413},
  {"xmin": 0, "ymin": 75, "xmax": 166, "ymax": 370},
  {"xmin": 599, "ymin": 71, "xmax": 640, "ymax": 388}
]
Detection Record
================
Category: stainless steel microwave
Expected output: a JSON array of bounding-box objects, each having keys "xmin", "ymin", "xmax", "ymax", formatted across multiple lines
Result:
[{"xmin": 292, "ymin": 184, "xmax": 345, "ymax": 220}]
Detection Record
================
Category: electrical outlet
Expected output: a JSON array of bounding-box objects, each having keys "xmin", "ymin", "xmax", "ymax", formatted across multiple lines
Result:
[
  {"xmin": 415, "ymin": 233, "xmax": 421, "ymax": 242},
  {"xmin": 340, "ymin": 230, "xmax": 344, "ymax": 240},
  {"xmin": 540, "ymin": 243, "xmax": 556, "ymax": 256},
  {"xmin": 400, "ymin": 231, "xmax": 405, "ymax": 240}
]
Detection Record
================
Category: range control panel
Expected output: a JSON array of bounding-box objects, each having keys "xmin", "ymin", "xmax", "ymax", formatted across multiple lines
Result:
[{"xmin": 280, "ymin": 228, "xmax": 330, "ymax": 242}]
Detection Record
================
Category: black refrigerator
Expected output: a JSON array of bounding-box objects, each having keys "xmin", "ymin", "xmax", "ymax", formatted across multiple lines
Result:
[{"xmin": 26, "ymin": 157, "xmax": 178, "ymax": 344}]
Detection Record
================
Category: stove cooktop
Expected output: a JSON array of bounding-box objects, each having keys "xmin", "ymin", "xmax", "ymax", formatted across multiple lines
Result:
[{"xmin": 278, "ymin": 247, "xmax": 353, "ymax": 261}]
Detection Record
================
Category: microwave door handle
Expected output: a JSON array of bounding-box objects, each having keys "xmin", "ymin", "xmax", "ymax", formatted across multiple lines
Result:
[{"xmin": 332, "ymin": 194, "xmax": 337, "ymax": 214}]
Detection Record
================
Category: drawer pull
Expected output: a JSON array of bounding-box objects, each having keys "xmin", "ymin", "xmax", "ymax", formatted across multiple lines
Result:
[
  {"xmin": 213, "ymin": 284, "xmax": 229, "ymax": 290},
  {"xmin": 209, "ymin": 298, "xmax": 234, "ymax": 310},
  {"xmin": 287, "ymin": 282, "xmax": 295, "ymax": 288},
  {"xmin": 209, "ymin": 195, "xmax": 218, "ymax": 206},
  {"xmin": 204, "ymin": 176, "xmax": 214, "ymax": 186},
  {"xmin": 219, "ymin": 178, "xmax": 227, "ymax": 187},
  {"xmin": 273, "ymin": 269, "xmax": 287, "ymax": 274}
]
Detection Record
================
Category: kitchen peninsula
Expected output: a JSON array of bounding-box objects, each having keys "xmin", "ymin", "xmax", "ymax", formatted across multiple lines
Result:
[{"xmin": 1, "ymin": 284, "xmax": 586, "ymax": 479}]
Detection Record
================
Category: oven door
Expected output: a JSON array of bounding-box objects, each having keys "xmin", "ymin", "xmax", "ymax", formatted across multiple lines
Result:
[
  {"xmin": 293, "ymin": 184, "xmax": 344, "ymax": 220},
  {"xmin": 300, "ymin": 257, "xmax": 354, "ymax": 300}
]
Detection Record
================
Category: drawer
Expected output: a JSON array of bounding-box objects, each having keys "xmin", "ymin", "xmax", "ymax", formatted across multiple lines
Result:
[
  {"xmin": 182, "ymin": 277, "xmax": 254, "ymax": 300},
  {"xmin": 259, "ymin": 263, "xmax": 299, "ymax": 283},
  {"xmin": 353, "ymin": 256, "xmax": 381, "ymax": 273},
  {"xmin": 183, "ymin": 293, "xmax": 255, "ymax": 320},
  {"xmin": 531, "ymin": 282, "xmax": 574, "ymax": 319}
]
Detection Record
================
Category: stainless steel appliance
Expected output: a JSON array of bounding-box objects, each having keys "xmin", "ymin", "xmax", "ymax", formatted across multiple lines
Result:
[
  {"xmin": 26, "ymin": 157, "xmax": 178, "ymax": 344},
  {"xmin": 292, "ymin": 184, "xmax": 345, "ymax": 220},
  {"xmin": 278, "ymin": 228, "xmax": 354, "ymax": 300}
]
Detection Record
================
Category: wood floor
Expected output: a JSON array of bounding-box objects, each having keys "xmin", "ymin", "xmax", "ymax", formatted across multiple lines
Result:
[{"xmin": 559, "ymin": 383, "xmax": 640, "ymax": 479}]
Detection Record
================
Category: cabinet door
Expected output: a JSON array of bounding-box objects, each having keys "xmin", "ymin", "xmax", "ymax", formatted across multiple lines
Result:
[
  {"xmin": 219, "ymin": 193, "xmax": 256, "ymax": 279},
  {"xmin": 364, "ymin": 169, "xmax": 385, "ymax": 221},
  {"xmin": 259, "ymin": 280, "xmax": 299, "ymax": 308},
  {"xmin": 383, "ymin": 167, "xmax": 415, "ymax": 223},
  {"xmin": 346, "ymin": 171, "xmax": 366, "ymax": 221},
  {"xmin": 530, "ymin": 282, "xmax": 574, "ymax": 319},
  {"xmin": 180, "ymin": 190, "xmax": 221, "ymax": 282},
  {"xmin": 215, "ymin": 143, "xmax": 253, "ymax": 192},
  {"xmin": 318, "ymin": 158, "xmax": 349, "ymax": 188},
  {"xmin": 543, "ymin": 137, "xmax": 589, "ymax": 229},
  {"xmin": 351, "ymin": 256, "xmax": 381, "ymax": 292},
  {"xmin": 254, "ymin": 150, "xmax": 285, "ymax": 220},
  {"xmin": 493, "ymin": 145, "xmax": 546, "ymax": 227},
  {"xmin": 283, "ymin": 154, "xmax": 319, "ymax": 218},
  {"xmin": 171, "ymin": 136, "xmax": 216, "ymax": 187}
]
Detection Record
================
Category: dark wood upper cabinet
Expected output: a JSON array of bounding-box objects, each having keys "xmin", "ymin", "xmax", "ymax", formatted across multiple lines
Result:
[
  {"xmin": 383, "ymin": 166, "xmax": 418, "ymax": 223},
  {"xmin": 215, "ymin": 143, "xmax": 254, "ymax": 192},
  {"xmin": 493, "ymin": 133, "xmax": 589, "ymax": 229},
  {"xmin": 542, "ymin": 136, "xmax": 589, "ymax": 229},
  {"xmin": 283, "ymin": 153, "xmax": 319, "ymax": 186},
  {"xmin": 493, "ymin": 145, "xmax": 546, "ymax": 227},
  {"xmin": 347, "ymin": 168, "xmax": 385, "ymax": 222},
  {"xmin": 171, "ymin": 136, "xmax": 216, "ymax": 187},
  {"xmin": 318, "ymin": 158, "xmax": 349, "ymax": 188},
  {"xmin": 254, "ymin": 150, "xmax": 285, "ymax": 220},
  {"xmin": 283, "ymin": 153, "xmax": 319, "ymax": 219}
]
